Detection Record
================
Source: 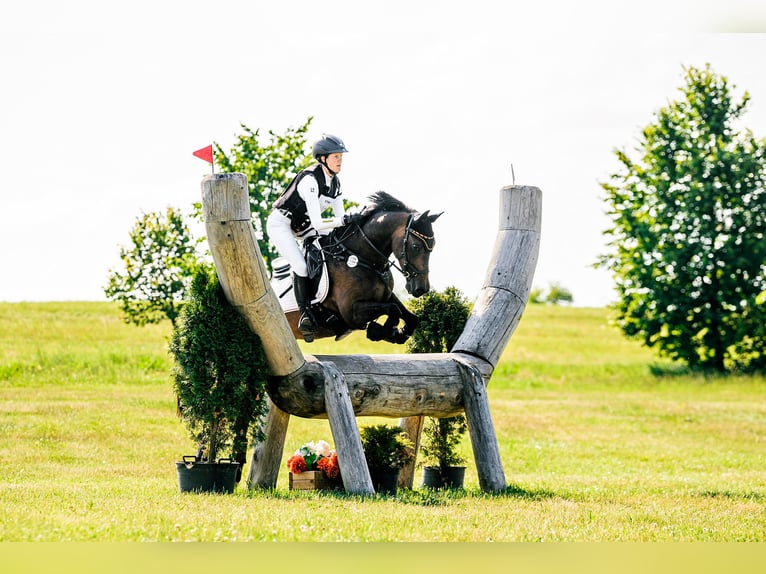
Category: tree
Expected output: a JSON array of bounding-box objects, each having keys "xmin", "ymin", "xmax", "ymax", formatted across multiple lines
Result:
[
  {"xmin": 529, "ymin": 282, "xmax": 574, "ymax": 305},
  {"xmin": 104, "ymin": 207, "xmax": 201, "ymax": 328},
  {"xmin": 546, "ymin": 282, "xmax": 574, "ymax": 305},
  {"xmin": 598, "ymin": 65, "xmax": 766, "ymax": 373},
  {"xmin": 214, "ymin": 118, "xmax": 314, "ymax": 269}
]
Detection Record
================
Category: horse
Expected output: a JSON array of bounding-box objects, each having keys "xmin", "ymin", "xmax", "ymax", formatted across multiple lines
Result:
[{"xmin": 272, "ymin": 191, "xmax": 442, "ymax": 344}]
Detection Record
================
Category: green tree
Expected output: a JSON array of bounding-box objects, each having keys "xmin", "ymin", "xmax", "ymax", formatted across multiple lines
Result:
[
  {"xmin": 598, "ymin": 65, "xmax": 766, "ymax": 373},
  {"xmin": 546, "ymin": 282, "xmax": 574, "ymax": 305},
  {"xmin": 528, "ymin": 286, "xmax": 545, "ymax": 304},
  {"xmin": 214, "ymin": 118, "xmax": 314, "ymax": 268},
  {"xmin": 105, "ymin": 207, "xmax": 201, "ymax": 328},
  {"xmin": 529, "ymin": 282, "xmax": 574, "ymax": 305}
]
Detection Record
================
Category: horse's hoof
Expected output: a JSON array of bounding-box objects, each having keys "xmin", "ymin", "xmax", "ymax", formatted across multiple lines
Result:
[
  {"xmin": 366, "ymin": 322, "xmax": 386, "ymax": 341},
  {"xmin": 392, "ymin": 331, "xmax": 410, "ymax": 345},
  {"xmin": 301, "ymin": 331, "xmax": 315, "ymax": 343}
]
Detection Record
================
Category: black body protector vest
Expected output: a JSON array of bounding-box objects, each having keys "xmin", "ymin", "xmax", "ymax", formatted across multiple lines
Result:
[{"xmin": 273, "ymin": 164, "xmax": 341, "ymax": 235}]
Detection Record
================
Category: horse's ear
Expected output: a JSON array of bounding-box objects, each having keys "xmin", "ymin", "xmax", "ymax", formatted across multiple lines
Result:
[{"xmin": 428, "ymin": 211, "xmax": 443, "ymax": 223}]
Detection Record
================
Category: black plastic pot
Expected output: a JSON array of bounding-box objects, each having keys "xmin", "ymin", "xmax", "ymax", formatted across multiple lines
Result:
[
  {"xmin": 422, "ymin": 466, "xmax": 466, "ymax": 489},
  {"xmin": 369, "ymin": 467, "xmax": 401, "ymax": 495},
  {"xmin": 176, "ymin": 456, "xmax": 240, "ymax": 493}
]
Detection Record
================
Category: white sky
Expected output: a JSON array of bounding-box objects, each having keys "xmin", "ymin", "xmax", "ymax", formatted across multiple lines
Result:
[{"xmin": 2, "ymin": 1, "xmax": 766, "ymax": 306}]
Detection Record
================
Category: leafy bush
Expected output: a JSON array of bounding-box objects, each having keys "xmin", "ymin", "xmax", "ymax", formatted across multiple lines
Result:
[
  {"xmin": 419, "ymin": 416, "xmax": 467, "ymax": 471},
  {"xmin": 406, "ymin": 286, "xmax": 471, "ymax": 470},
  {"xmin": 168, "ymin": 265, "xmax": 269, "ymax": 474},
  {"xmin": 406, "ymin": 286, "xmax": 470, "ymax": 354},
  {"xmin": 360, "ymin": 424, "xmax": 415, "ymax": 471}
]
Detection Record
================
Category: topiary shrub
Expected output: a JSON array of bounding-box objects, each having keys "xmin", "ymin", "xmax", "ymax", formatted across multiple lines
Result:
[
  {"xmin": 406, "ymin": 286, "xmax": 470, "ymax": 355},
  {"xmin": 168, "ymin": 264, "xmax": 269, "ymax": 480},
  {"xmin": 406, "ymin": 286, "xmax": 471, "ymax": 474}
]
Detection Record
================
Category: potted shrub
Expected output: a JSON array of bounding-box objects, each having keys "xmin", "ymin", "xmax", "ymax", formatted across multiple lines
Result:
[
  {"xmin": 419, "ymin": 415, "xmax": 468, "ymax": 488},
  {"xmin": 406, "ymin": 286, "xmax": 471, "ymax": 489},
  {"xmin": 169, "ymin": 264, "xmax": 269, "ymax": 493},
  {"xmin": 360, "ymin": 424, "xmax": 415, "ymax": 495}
]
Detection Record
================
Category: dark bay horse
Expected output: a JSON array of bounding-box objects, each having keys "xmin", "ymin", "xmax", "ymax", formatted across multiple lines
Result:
[{"xmin": 279, "ymin": 191, "xmax": 441, "ymax": 344}]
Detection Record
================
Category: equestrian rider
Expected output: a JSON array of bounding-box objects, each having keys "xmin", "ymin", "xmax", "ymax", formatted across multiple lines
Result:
[{"xmin": 266, "ymin": 134, "xmax": 349, "ymax": 340}]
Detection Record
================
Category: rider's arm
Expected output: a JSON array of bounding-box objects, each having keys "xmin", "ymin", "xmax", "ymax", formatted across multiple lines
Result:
[
  {"xmin": 330, "ymin": 193, "xmax": 346, "ymax": 222},
  {"xmin": 297, "ymin": 175, "xmax": 344, "ymax": 232}
]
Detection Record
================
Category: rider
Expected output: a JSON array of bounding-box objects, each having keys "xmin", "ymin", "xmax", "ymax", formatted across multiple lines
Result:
[{"xmin": 266, "ymin": 134, "xmax": 349, "ymax": 340}]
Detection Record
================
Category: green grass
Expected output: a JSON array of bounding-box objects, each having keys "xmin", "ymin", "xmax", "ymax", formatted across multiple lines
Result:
[{"xmin": 1, "ymin": 302, "xmax": 764, "ymax": 541}]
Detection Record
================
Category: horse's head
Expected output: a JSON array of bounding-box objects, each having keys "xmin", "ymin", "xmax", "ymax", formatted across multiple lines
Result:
[{"xmin": 394, "ymin": 210, "xmax": 442, "ymax": 298}]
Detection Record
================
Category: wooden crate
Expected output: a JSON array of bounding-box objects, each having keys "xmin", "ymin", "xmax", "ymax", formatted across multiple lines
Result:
[{"xmin": 288, "ymin": 470, "xmax": 343, "ymax": 491}]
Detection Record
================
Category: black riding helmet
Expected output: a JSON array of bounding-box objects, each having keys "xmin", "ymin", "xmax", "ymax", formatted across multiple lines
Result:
[{"xmin": 312, "ymin": 134, "xmax": 349, "ymax": 167}]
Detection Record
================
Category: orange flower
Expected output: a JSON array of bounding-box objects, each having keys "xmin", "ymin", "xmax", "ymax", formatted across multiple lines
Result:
[
  {"xmin": 287, "ymin": 455, "xmax": 307, "ymax": 474},
  {"xmin": 317, "ymin": 452, "xmax": 340, "ymax": 478}
]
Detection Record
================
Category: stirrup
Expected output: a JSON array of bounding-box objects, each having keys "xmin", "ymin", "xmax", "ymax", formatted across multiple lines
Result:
[{"xmin": 298, "ymin": 311, "xmax": 318, "ymax": 342}]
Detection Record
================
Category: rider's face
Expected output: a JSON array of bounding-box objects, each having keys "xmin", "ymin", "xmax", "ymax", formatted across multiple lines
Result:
[{"xmin": 325, "ymin": 153, "xmax": 343, "ymax": 174}]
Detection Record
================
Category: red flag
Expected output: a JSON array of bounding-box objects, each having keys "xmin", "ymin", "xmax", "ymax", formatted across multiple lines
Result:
[{"xmin": 192, "ymin": 144, "xmax": 213, "ymax": 164}]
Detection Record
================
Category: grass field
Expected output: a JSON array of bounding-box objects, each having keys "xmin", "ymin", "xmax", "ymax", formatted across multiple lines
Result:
[{"xmin": 1, "ymin": 301, "xmax": 764, "ymax": 542}]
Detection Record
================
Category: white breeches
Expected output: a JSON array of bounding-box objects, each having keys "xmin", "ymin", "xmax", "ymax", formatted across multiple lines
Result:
[{"xmin": 266, "ymin": 211, "xmax": 309, "ymax": 277}]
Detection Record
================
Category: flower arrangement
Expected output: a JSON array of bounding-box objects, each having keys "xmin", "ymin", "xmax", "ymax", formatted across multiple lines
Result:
[{"xmin": 286, "ymin": 440, "xmax": 340, "ymax": 479}]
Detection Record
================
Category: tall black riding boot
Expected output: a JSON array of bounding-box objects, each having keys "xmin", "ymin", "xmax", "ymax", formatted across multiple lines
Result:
[{"xmin": 293, "ymin": 274, "xmax": 318, "ymax": 342}]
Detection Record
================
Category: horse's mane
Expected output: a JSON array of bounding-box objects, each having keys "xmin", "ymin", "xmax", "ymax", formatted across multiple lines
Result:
[{"xmin": 366, "ymin": 191, "xmax": 413, "ymax": 215}]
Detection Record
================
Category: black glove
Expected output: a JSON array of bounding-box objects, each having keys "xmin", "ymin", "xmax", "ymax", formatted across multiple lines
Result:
[{"xmin": 342, "ymin": 213, "xmax": 364, "ymax": 226}]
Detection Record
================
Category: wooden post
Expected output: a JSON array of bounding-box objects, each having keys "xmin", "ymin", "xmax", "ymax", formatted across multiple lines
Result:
[
  {"xmin": 397, "ymin": 416, "xmax": 424, "ymax": 488},
  {"xmin": 202, "ymin": 173, "xmax": 305, "ymax": 489},
  {"xmin": 201, "ymin": 173, "xmax": 304, "ymax": 378},
  {"xmin": 455, "ymin": 357, "xmax": 506, "ymax": 492},
  {"xmin": 246, "ymin": 399, "xmax": 290, "ymax": 489},
  {"xmin": 452, "ymin": 185, "xmax": 542, "ymax": 367},
  {"xmin": 323, "ymin": 361, "xmax": 375, "ymax": 495}
]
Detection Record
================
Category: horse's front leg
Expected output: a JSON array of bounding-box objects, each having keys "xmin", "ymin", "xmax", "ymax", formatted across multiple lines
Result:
[
  {"xmin": 389, "ymin": 294, "xmax": 419, "ymax": 344},
  {"xmin": 351, "ymin": 297, "xmax": 419, "ymax": 344},
  {"xmin": 350, "ymin": 300, "xmax": 403, "ymax": 343}
]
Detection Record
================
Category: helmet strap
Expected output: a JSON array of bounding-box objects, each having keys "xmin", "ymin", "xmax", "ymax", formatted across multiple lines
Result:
[{"xmin": 319, "ymin": 156, "xmax": 337, "ymax": 177}]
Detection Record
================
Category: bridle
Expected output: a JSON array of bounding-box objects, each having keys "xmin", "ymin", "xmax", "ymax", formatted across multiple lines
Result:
[
  {"xmin": 322, "ymin": 213, "xmax": 434, "ymax": 281},
  {"xmin": 397, "ymin": 213, "xmax": 435, "ymax": 278}
]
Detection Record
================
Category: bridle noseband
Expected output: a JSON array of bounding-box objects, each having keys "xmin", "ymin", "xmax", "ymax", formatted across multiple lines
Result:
[{"xmin": 398, "ymin": 213, "xmax": 435, "ymax": 279}]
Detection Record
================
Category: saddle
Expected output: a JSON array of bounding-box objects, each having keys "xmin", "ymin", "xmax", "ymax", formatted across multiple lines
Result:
[
  {"xmin": 271, "ymin": 244, "xmax": 330, "ymax": 313},
  {"xmin": 271, "ymin": 239, "xmax": 350, "ymax": 339}
]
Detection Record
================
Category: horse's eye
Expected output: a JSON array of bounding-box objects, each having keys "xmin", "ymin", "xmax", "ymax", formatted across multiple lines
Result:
[{"xmin": 410, "ymin": 242, "xmax": 421, "ymax": 253}]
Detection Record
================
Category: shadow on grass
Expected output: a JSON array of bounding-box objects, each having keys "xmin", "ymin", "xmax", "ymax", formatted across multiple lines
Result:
[
  {"xmin": 649, "ymin": 363, "xmax": 694, "ymax": 377},
  {"xmin": 497, "ymin": 483, "xmax": 557, "ymax": 500},
  {"xmin": 699, "ymin": 489, "xmax": 764, "ymax": 502},
  {"xmin": 241, "ymin": 482, "xmax": 557, "ymax": 506}
]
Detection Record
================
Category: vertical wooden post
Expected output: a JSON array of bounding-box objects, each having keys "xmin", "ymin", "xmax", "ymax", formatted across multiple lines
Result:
[
  {"xmin": 322, "ymin": 362, "xmax": 375, "ymax": 495},
  {"xmin": 397, "ymin": 416, "xmax": 424, "ymax": 488},
  {"xmin": 454, "ymin": 357, "xmax": 506, "ymax": 492},
  {"xmin": 246, "ymin": 399, "xmax": 290, "ymax": 489}
]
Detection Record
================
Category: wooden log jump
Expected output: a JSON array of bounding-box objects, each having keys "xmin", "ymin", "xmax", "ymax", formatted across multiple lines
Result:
[{"xmin": 201, "ymin": 173, "xmax": 541, "ymax": 494}]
